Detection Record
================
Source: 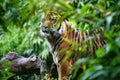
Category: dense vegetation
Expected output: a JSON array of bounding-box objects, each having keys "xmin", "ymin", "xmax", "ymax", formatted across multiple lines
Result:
[{"xmin": 0, "ymin": 0, "xmax": 120, "ymax": 80}]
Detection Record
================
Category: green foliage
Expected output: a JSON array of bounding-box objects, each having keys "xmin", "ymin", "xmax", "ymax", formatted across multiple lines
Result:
[
  {"xmin": 0, "ymin": 61, "xmax": 15, "ymax": 80},
  {"xmin": 0, "ymin": 0, "xmax": 120, "ymax": 80},
  {"xmin": 0, "ymin": 0, "xmax": 47, "ymax": 56},
  {"xmin": 0, "ymin": 0, "xmax": 48, "ymax": 79}
]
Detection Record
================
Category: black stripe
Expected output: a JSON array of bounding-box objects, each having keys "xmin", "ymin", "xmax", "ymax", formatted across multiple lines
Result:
[
  {"xmin": 56, "ymin": 36, "xmax": 62, "ymax": 44},
  {"xmin": 54, "ymin": 39, "xmax": 64, "ymax": 52},
  {"xmin": 58, "ymin": 54, "xmax": 65, "ymax": 63},
  {"xmin": 98, "ymin": 35, "xmax": 103, "ymax": 48},
  {"xmin": 93, "ymin": 31, "xmax": 100, "ymax": 48},
  {"xmin": 53, "ymin": 37, "xmax": 63, "ymax": 52},
  {"xmin": 75, "ymin": 30, "xmax": 78, "ymax": 42},
  {"xmin": 57, "ymin": 24, "xmax": 61, "ymax": 31},
  {"xmin": 78, "ymin": 31, "xmax": 80, "ymax": 44},
  {"xmin": 102, "ymin": 40, "xmax": 106, "ymax": 45},
  {"xmin": 85, "ymin": 30, "xmax": 89, "ymax": 37},
  {"xmin": 92, "ymin": 34, "xmax": 98, "ymax": 49},
  {"xmin": 101, "ymin": 40, "xmax": 105, "ymax": 46},
  {"xmin": 86, "ymin": 30, "xmax": 90, "ymax": 52},
  {"xmin": 57, "ymin": 47, "xmax": 62, "ymax": 54},
  {"xmin": 72, "ymin": 30, "xmax": 75, "ymax": 41},
  {"xmin": 93, "ymin": 39, "xmax": 97, "ymax": 52},
  {"xmin": 96, "ymin": 35, "xmax": 101, "ymax": 48}
]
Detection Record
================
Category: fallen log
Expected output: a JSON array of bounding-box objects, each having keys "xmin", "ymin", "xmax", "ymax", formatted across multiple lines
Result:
[{"xmin": 0, "ymin": 52, "xmax": 45, "ymax": 75}]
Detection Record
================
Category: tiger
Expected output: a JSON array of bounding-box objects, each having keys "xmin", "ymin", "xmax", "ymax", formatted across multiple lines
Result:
[{"xmin": 40, "ymin": 11, "xmax": 106, "ymax": 80}]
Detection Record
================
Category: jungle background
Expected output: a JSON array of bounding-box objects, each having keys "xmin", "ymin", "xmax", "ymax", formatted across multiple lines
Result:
[{"xmin": 0, "ymin": 0, "xmax": 120, "ymax": 80}]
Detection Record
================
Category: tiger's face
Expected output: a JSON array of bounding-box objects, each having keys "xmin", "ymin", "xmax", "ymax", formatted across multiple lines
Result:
[{"xmin": 40, "ymin": 12, "xmax": 60, "ymax": 39}]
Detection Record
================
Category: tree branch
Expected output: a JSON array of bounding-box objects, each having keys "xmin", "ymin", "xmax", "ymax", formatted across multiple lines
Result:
[{"xmin": 0, "ymin": 52, "xmax": 45, "ymax": 75}]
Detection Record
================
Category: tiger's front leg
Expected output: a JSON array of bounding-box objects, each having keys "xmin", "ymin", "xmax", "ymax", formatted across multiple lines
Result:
[{"xmin": 57, "ymin": 59, "xmax": 73, "ymax": 80}]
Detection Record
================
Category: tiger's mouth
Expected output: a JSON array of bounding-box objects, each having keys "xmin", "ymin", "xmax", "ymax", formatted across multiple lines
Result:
[
  {"xmin": 40, "ymin": 26, "xmax": 62, "ymax": 39},
  {"xmin": 40, "ymin": 26, "xmax": 56, "ymax": 38},
  {"xmin": 39, "ymin": 27, "xmax": 50, "ymax": 39},
  {"xmin": 41, "ymin": 24, "xmax": 59, "ymax": 34},
  {"xmin": 42, "ymin": 27, "xmax": 50, "ymax": 34}
]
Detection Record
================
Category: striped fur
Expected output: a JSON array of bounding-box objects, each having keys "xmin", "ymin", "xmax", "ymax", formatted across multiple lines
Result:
[{"xmin": 40, "ymin": 12, "xmax": 106, "ymax": 80}]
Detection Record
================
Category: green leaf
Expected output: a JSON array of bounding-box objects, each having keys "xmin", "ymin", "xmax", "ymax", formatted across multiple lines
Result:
[{"xmin": 78, "ymin": 65, "xmax": 103, "ymax": 80}]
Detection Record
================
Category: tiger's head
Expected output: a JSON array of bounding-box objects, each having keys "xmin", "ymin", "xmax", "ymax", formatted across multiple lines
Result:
[
  {"xmin": 40, "ymin": 12, "xmax": 60, "ymax": 38},
  {"xmin": 40, "ymin": 11, "xmax": 71, "ymax": 42}
]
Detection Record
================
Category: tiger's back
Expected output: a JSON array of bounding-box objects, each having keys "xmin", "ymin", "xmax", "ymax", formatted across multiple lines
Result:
[{"xmin": 53, "ymin": 20, "xmax": 106, "ymax": 60}]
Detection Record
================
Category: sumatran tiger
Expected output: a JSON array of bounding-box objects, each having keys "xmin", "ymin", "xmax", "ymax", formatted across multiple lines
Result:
[{"xmin": 40, "ymin": 12, "xmax": 106, "ymax": 80}]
